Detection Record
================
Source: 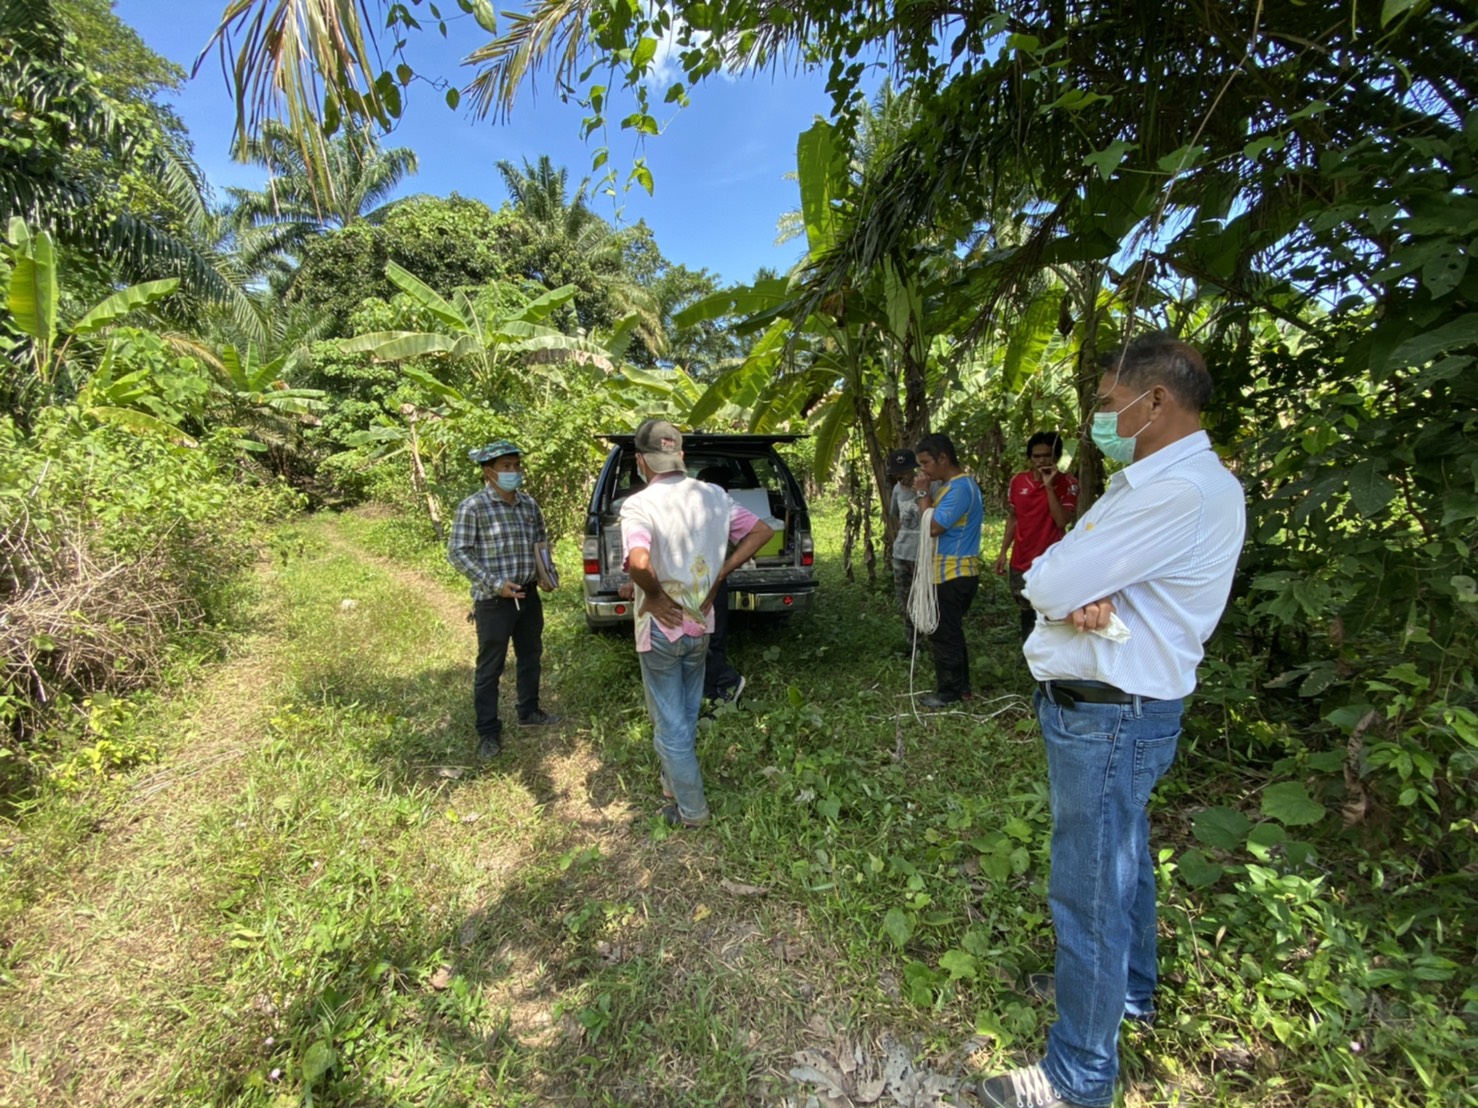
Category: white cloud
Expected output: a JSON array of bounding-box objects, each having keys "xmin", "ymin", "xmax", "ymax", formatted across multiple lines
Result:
[
  {"xmin": 644, "ymin": 11, "xmax": 738, "ymax": 87},
  {"xmin": 649, "ymin": 29, "xmax": 687, "ymax": 87}
]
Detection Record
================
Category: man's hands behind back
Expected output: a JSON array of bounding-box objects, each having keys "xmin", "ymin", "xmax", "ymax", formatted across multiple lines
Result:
[{"xmin": 640, "ymin": 589, "xmax": 687, "ymax": 629}]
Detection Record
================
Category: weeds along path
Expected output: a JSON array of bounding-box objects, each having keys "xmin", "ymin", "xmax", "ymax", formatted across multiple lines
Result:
[
  {"xmin": 0, "ymin": 511, "xmax": 875, "ymax": 1106},
  {"xmin": 0, "ymin": 565, "xmax": 292, "ymax": 1105}
]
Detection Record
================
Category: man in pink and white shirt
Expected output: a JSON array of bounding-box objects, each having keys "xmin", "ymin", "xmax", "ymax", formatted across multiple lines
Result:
[{"xmin": 620, "ymin": 419, "xmax": 774, "ymax": 827}]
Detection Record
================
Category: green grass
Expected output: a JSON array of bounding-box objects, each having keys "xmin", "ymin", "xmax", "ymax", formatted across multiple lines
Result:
[{"xmin": 0, "ymin": 503, "xmax": 1471, "ymax": 1106}]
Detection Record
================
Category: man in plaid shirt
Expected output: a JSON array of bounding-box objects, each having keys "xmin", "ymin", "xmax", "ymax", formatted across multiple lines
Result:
[{"xmin": 448, "ymin": 440, "xmax": 561, "ymax": 759}]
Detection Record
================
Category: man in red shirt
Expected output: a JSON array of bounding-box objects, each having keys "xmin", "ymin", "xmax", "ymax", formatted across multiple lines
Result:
[{"xmin": 995, "ymin": 432, "xmax": 1080, "ymax": 641}]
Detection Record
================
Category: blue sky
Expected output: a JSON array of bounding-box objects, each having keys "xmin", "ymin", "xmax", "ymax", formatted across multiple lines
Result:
[{"xmin": 114, "ymin": 2, "xmax": 839, "ymax": 285}]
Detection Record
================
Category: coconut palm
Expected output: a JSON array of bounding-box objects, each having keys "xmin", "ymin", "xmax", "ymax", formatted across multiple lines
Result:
[
  {"xmin": 223, "ymin": 121, "xmax": 420, "ymax": 287},
  {"xmin": 495, "ymin": 155, "xmax": 664, "ymax": 356},
  {"xmin": 2, "ymin": 0, "xmax": 262, "ymax": 338}
]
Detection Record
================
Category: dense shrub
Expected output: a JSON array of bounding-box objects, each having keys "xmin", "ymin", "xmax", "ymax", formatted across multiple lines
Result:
[
  {"xmin": 0, "ymin": 411, "xmax": 302, "ymax": 757},
  {"xmin": 288, "ymin": 197, "xmax": 519, "ymax": 336}
]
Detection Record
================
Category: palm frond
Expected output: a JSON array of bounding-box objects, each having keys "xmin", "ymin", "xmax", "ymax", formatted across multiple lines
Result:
[
  {"xmin": 464, "ymin": 0, "xmax": 596, "ymax": 123},
  {"xmin": 202, "ymin": 0, "xmax": 392, "ymax": 177}
]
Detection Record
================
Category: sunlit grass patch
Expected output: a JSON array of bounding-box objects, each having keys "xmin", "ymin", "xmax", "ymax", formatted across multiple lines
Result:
[{"xmin": 2, "ymin": 503, "xmax": 1472, "ymax": 1106}]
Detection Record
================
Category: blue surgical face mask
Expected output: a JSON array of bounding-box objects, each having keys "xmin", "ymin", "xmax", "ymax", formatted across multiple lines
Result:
[
  {"xmin": 495, "ymin": 471, "xmax": 524, "ymax": 492},
  {"xmin": 1091, "ymin": 389, "xmax": 1153, "ymax": 463}
]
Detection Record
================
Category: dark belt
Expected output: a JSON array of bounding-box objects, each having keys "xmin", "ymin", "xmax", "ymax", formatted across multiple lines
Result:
[
  {"xmin": 477, "ymin": 580, "xmax": 536, "ymax": 602},
  {"xmin": 1039, "ymin": 680, "xmax": 1156, "ymax": 707}
]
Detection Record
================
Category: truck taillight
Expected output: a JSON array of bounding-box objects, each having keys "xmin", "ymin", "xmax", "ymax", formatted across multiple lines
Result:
[
  {"xmin": 582, "ymin": 538, "xmax": 600, "ymax": 577},
  {"xmin": 800, "ymin": 534, "xmax": 814, "ymax": 567}
]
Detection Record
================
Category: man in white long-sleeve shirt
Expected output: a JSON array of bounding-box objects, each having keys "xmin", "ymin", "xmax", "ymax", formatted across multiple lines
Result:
[{"xmin": 978, "ymin": 335, "xmax": 1246, "ymax": 1108}]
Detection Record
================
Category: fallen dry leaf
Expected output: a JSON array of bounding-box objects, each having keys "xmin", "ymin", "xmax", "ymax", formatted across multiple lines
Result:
[
  {"xmin": 692, "ymin": 903, "xmax": 712, "ymax": 923},
  {"xmin": 720, "ymin": 879, "xmax": 769, "ymax": 897},
  {"xmin": 429, "ymin": 966, "xmax": 453, "ymax": 990},
  {"xmin": 772, "ymin": 937, "xmax": 804, "ymax": 963},
  {"xmin": 791, "ymin": 1035, "xmax": 964, "ymax": 1108},
  {"xmin": 595, "ymin": 940, "xmax": 633, "ymax": 965},
  {"xmin": 790, "ymin": 1050, "xmax": 849, "ymax": 1100}
]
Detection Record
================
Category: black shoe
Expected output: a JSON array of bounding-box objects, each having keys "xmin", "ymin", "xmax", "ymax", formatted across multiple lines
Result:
[
  {"xmin": 477, "ymin": 735, "xmax": 502, "ymax": 759},
  {"xmin": 517, "ymin": 710, "xmax": 562, "ymax": 727},
  {"xmin": 1025, "ymin": 972, "xmax": 1056, "ymax": 1003},
  {"xmin": 977, "ymin": 1063, "xmax": 1083, "ymax": 1108},
  {"xmin": 918, "ymin": 691, "xmax": 961, "ymax": 709},
  {"xmin": 702, "ymin": 675, "xmax": 746, "ymax": 717},
  {"xmin": 661, "ymin": 803, "xmax": 708, "ymax": 829}
]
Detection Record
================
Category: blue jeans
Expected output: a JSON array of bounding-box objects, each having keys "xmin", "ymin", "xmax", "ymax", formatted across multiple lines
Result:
[
  {"xmin": 1036, "ymin": 688, "xmax": 1182, "ymax": 1108},
  {"xmin": 638, "ymin": 633, "xmax": 710, "ymax": 822}
]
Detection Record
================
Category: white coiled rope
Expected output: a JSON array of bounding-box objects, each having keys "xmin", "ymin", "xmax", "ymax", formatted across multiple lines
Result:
[
  {"xmin": 900, "ymin": 501, "xmax": 1032, "ymax": 727},
  {"xmin": 906, "ymin": 508, "xmax": 939, "ymax": 635}
]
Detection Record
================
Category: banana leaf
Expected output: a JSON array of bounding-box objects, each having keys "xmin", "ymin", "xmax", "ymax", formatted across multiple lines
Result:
[{"xmin": 71, "ymin": 279, "xmax": 180, "ymax": 336}]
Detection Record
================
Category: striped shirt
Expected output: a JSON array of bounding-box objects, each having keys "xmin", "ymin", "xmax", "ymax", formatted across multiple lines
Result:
[
  {"xmin": 447, "ymin": 485, "xmax": 548, "ymax": 600},
  {"xmin": 1022, "ymin": 431, "xmax": 1245, "ymax": 700},
  {"xmin": 930, "ymin": 473, "xmax": 983, "ymax": 583}
]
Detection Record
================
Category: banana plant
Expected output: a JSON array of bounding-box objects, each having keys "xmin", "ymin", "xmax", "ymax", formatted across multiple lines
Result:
[
  {"xmin": 5, "ymin": 218, "xmax": 179, "ymax": 389},
  {"xmin": 337, "ymin": 261, "xmax": 628, "ymax": 536},
  {"xmin": 208, "ymin": 342, "xmax": 328, "ymax": 455},
  {"xmin": 77, "ymin": 331, "xmax": 210, "ymax": 446},
  {"xmin": 4, "ymin": 217, "xmax": 182, "ymax": 434},
  {"xmin": 670, "ymin": 119, "xmax": 974, "ymax": 530},
  {"xmin": 339, "ymin": 262, "xmax": 618, "ymax": 400},
  {"xmin": 601, "ymin": 363, "xmax": 737, "ymax": 427}
]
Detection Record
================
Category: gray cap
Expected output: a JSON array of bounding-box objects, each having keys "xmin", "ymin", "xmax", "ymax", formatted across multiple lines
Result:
[{"xmin": 633, "ymin": 419, "xmax": 684, "ymax": 474}]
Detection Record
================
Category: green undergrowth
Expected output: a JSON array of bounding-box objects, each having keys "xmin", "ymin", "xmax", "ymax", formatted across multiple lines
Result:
[{"xmin": 0, "ymin": 503, "xmax": 1471, "ymax": 1106}]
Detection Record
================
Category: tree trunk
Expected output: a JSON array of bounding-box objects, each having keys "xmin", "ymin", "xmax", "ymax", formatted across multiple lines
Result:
[
  {"xmin": 973, "ymin": 418, "xmax": 1008, "ymax": 509},
  {"xmin": 869, "ymin": 348, "xmax": 933, "ymax": 556},
  {"xmin": 842, "ymin": 457, "xmax": 859, "ymax": 582},
  {"xmin": 902, "ymin": 344, "xmax": 930, "ymax": 447},
  {"xmin": 405, "ymin": 412, "xmax": 444, "ymax": 543},
  {"xmin": 1074, "ymin": 264, "xmax": 1107, "ymax": 513},
  {"xmin": 854, "ymin": 386, "xmax": 894, "ymax": 551},
  {"xmin": 876, "ymin": 384, "xmax": 905, "ymax": 555}
]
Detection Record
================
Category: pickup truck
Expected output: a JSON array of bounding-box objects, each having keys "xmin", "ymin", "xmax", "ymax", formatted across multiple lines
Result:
[{"xmin": 581, "ymin": 433, "xmax": 818, "ymax": 630}]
